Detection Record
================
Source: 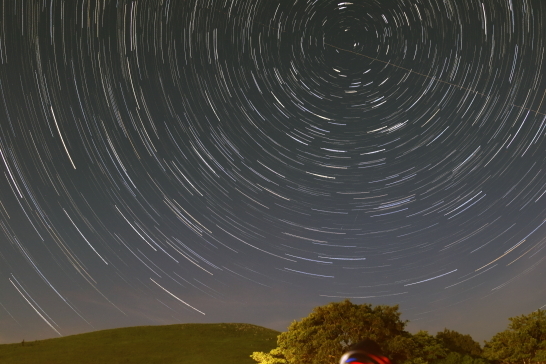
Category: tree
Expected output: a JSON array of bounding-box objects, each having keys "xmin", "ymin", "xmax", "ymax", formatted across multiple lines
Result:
[
  {"xmin": 435, "ymin": 352, "xmax": 490, "ymax": 364},
  {"xmin": 405, "ymin": 331, "xmax": 448, "ymax": 364},
  {"xmin": 483, "ymin": 309, "xmax": 546, "ymax": 364},
  {"xmin": 436, "ymin": 329, "xmax": 482, "ymax": 357},
  {"xmin": 251, "ymin": 347, "xmax": 287, "ymax": 364},
  {"xmin": 251, "ymin": 299, "xmax": 412, "ymax": 364}
]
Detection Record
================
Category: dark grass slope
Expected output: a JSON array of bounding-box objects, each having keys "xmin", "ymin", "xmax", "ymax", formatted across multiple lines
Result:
[{"xmin": 0, "ymin": 323, "xmax": 279, "ymax": 364}]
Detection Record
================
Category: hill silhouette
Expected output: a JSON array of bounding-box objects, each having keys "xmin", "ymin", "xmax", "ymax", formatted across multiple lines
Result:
[{"xmin": 0, "ymin": 323, "xmax": 279, "ymax": 364}]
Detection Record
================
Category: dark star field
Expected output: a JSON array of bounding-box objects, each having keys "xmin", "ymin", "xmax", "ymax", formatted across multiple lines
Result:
[{"xmin": 1, "ymin": 0, "xmax": 546, "ymax": 343}]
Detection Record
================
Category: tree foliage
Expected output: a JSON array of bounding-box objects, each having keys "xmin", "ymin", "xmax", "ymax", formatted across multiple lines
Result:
[
  {"xmin": 280, "ymin": 300, "xmax": 410, "ymax": 364},
  {"xmin": 406, "ymin": 331, "xmax": 448, "ymax": 363},
  {"xmin": 435, "ymin": 352, "xmax": 490, "ymax": 364},
  {"xmin": 252, "ymin": 299, "xmax": 411, "ymax": 364},
  {"xmin": 250, "ymin": 299, "xmax": 478, "ymax": 364},
  {"xmin": 436, "ymin": 329, "xmax": 482, "ymax": 357},
  {"xmin": 482, "ymin": 309, "xmax": 546, "ymax": 364},
  {"xmin": 250, "ymin": 300, "xmax": 546, "ymax": 364},
  {"xmin": 250, "ymin": 347, "xmax": 287, "ymax": 364}
]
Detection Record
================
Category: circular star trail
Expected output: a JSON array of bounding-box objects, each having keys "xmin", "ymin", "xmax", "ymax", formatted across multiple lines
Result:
[{"xmin": 0, "ymin": 0, "xmax": 545, "ymax": 341}]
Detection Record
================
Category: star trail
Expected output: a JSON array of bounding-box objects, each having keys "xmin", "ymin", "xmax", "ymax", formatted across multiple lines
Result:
[{"xmin": 1, "ymin": 0, "xmax": 546, "ymax": 343}]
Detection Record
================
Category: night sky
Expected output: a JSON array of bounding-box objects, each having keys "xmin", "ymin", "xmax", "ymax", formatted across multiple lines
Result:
[{"xmin": 1, "ymin": 0, "xmax": 546, "ymax": 345}]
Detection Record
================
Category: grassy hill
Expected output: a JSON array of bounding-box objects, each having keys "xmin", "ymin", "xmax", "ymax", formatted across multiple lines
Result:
[{"xmin": 0, "ymin": 323, "xmax": 280, "ymax": 364}]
